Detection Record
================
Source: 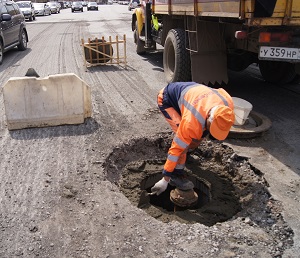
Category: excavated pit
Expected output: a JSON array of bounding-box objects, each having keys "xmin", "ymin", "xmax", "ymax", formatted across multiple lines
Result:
[{"xmin": 104, "ymin": 133, "xmax": 282, "ymax": 226}]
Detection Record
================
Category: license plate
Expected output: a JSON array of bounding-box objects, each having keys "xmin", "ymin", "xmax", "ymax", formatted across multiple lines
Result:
[{"xmin": 259, "ymin": 46, "xmax": 300, "ymax": 61}]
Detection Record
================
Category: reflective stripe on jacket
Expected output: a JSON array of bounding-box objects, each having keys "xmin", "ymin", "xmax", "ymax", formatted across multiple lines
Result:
[{"xmin": 162, "ymin": 82, "xmax": 234, "ymax": 174}]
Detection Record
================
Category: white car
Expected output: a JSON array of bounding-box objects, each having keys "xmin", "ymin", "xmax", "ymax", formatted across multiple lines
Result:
[
  {"xmin": 33, "ymin": 3, "xmax": 51, "ymax": 16},
  {"xmin": 47, "ymin": 2, "xmax": 60, "ymax": 14}
]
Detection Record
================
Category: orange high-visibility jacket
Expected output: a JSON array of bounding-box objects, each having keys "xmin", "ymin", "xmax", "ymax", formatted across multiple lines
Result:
[{"xmin": 162, "ymin": 82, "xmax": 234, "ymax": 176}]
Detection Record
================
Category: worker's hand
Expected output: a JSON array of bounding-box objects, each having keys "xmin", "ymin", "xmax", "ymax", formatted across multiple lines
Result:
[{"xmin": 151, "ymin": 178, "xmax": 169, "ymax": 195}]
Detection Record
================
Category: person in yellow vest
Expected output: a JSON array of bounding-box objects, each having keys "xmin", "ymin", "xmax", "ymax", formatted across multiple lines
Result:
[{"xmin": 151, "ymin": 82, "xmax": 235, "ymax": 195}]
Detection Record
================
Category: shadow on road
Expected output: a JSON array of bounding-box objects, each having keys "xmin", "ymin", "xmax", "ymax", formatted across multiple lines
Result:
[
  {"xmin": 84, "ymin": 50, "xmax": 164, "ymax": 74},
  {"xmin": 0, "ymin": 48, "xmax": 32, "ymax": 73},
  {"xmin": 141, "ymin": 50, "xmax": 164, "ymax": 71},
  {"xmin": 8, "ymin": 117, "xmax": 100, "ymax": 140}
]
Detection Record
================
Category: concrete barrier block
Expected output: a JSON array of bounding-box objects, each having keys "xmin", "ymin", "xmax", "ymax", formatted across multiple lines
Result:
[{"xmin": 3, "ymin": 73, "xmax": 92, "ymax": 130}]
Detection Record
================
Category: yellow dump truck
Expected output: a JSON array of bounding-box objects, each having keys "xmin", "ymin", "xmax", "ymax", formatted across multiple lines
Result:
[{"xmin": 132, "ymin": 0, "xmax": 300, "ymax": 85}]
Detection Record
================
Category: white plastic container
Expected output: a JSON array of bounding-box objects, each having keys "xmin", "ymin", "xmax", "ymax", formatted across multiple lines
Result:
[{"xmin": 232, "ymin": 97, "xmax": 253, "ymax": 125}]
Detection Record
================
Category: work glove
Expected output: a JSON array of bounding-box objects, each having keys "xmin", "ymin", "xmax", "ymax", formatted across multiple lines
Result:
[{"xmin": 151, "ymin": 178, "xmax": 169, "ymax": 195}]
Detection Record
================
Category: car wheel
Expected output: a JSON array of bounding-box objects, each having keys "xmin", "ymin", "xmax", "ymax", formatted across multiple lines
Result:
[
  {"xmin": 17, "ymin": 29, "xmax": 27, "ymax": 51},
  {"xmin": 0, "ymin": 41, "xmax": 3, "ymax": 65}
]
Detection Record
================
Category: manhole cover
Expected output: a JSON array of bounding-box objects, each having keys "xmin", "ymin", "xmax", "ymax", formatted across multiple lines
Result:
[
  {"xmin": 229, "ymin": 110, "xmax": 272, "ymax": 139},
  {"xmin": 104, "ymin": 134, "xmax": 281, "ymax": 227}
]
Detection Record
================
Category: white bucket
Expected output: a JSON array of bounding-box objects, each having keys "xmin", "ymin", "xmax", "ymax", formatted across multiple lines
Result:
[{"xmin": 232, "ymin": 97, "xmax": 253, "ymax": 125}]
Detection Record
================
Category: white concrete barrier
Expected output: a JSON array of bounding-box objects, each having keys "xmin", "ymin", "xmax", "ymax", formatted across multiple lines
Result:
[{"xmin": 3, "ymin": 73, "xmax": 92, "ymax": 130}]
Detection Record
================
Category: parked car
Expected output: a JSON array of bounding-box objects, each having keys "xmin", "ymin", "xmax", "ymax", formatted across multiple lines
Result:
[
  {"xmin": 58, "ymin": 1, "xmax": 66, "ymax": 9},
  {"xmin": 33, "ymin": 3, "xmax": 51, "ymax": 16},
  {"xmin": 64, "ymin": 1, "xmax": 71, "ymax": 8},
  {"xmin": 16, "ymin": 1, "xmax": 35, "ymax": 21},
  {"xmin": 128, "ymin": 0, "xmax": 139, "ymax": 11},
  {"xmin": 108, "ymin": 0, "xmax": 113, "ymax": 4},
  {"xmin": 71, "ymin": 2, "xmax": 83, "ymax": 12},
  {"xmin": 47, "ymin": 2, "xmax": 60, "ymax": 13},
  {"xmin": 0, "ymin": 0, "xmax": 28, "ymax": 65},
  {"xmin": 119, "ymin": 0, "xmax": 129, "ymax": 5},
  {"xmin": 81, "ymin": 1, "xmax": 87, "ymax": 7},
  {"xmin": 87, "ymin": 2, "xmax": 98, "ymax": 11}
]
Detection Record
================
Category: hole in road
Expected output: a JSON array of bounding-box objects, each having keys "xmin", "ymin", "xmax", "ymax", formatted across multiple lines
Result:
[{"xmin": 104, "ymin": 134, "xmax": 271, "ymax": 226}]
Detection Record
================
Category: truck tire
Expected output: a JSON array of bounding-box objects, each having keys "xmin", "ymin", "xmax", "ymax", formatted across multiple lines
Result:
[
  {"xmin": 163, "ymin": 29, "xmax": 191, "ymax": 82},
  {"xmin": 259, "ymin": 60, "xmax": 297, "ymax": 84},
  {"xmin": 134, "ymin": 22, "xmax": 145, "ymax": 55}
]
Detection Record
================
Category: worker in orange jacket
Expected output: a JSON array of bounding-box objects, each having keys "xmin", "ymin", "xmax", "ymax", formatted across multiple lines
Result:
[{"xmin": 151, "ymin": 82, "xmax": 235, "ymax": 195}]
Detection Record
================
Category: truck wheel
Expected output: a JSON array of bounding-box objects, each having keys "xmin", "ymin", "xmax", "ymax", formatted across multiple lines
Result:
[
  {"xmin": 134, "ymin": 22, "xmax": 145, "ymax": 55},
  {"xmin": 259, "ymin": 61, "xmax": 297, "ymax": 84},
  {"xmin": 163, "ymin": 28, "xmax": 191, "ymax": 82}
]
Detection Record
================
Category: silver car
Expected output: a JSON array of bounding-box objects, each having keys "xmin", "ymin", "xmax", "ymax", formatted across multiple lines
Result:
[
  {"xmin": 47, "ymin": 2, "xmax": 60, "ymax": 14},
  {"xmin": 16, "ymin": 1, "xmax": 36, "ymax": 21},
  {"xmin": 33, "ymin": 3, "xmax": 51, "ymax": 16}
]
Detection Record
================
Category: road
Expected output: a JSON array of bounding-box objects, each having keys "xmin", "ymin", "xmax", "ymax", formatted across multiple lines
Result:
[{"xmin": 0, "ymin": 4, "xmax": 299, "ymax": 257}]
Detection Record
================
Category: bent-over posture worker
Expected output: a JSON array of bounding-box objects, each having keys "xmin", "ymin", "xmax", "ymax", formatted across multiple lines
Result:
[{"xmin": 151, "ymin": 82, "xmax": 235, "ymax": 195}]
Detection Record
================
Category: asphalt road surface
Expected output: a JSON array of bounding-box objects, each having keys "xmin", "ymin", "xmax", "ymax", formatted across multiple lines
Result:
[{"xmin": 0, "ymin": 4, "xmax": 299, "ymax": 257}]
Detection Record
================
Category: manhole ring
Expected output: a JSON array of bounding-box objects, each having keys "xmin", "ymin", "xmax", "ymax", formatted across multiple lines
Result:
[
  {"xmin": 119, "ymin": 156, "xmax": 243, "ymax": 226},
  {"xmin": 139, "ymin": 171, "xmax": 212, "ymax": 211},
  {"xmin": 228, "ymin": 110, "xmax": 272, "ymax": 138}
]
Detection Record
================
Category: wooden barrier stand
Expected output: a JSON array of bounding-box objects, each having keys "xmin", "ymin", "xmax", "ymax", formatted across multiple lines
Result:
[{"xmin": 81, "ymin": 35, "xmax": 127, "ymax": 69}]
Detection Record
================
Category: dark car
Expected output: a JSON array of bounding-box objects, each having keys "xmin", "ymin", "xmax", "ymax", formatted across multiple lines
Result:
[
  {"xmin": 87, "ymin": 2, "xmax": 98, "ymax": 11},
  {"xmin": 0, "ymin": 0, "xmax": 28, "ymax": 65},
  {"xmin": 71, "ymin": 1, "xmax": 83, "ymax": 12}
]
